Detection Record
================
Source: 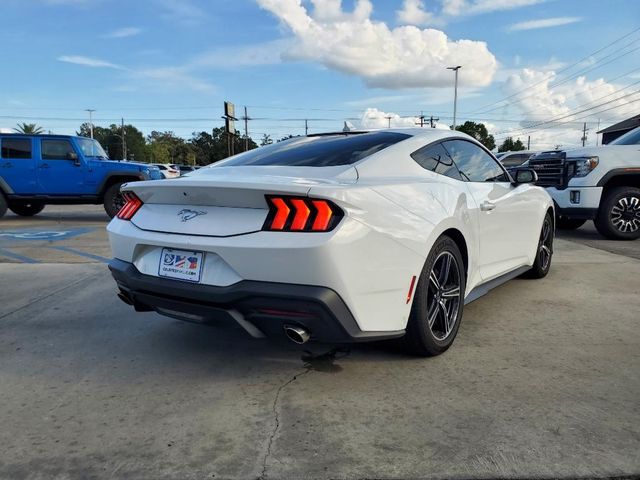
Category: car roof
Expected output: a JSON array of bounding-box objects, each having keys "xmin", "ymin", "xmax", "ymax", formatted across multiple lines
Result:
[{"xmin": 0, "ymin": 133, "xmax": 86, "ymax": 139}]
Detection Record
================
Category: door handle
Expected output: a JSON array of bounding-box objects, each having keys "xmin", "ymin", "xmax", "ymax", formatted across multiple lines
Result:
[
  {"xmin": 1, "ymin": 162, "xmax": 12, "ymax": 168},
  {"xmin": 39, "ymin": 163, "xmax": 50, "ymax": 169},
  {"xmin": 480, "ymin": 201, "xmax": 496, "ymax": 211}
]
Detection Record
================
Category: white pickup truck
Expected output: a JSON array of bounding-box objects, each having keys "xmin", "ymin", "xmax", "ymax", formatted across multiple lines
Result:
[{"xmin": 528, "ymin": 126, "xmax": 640, "ymax": 240}]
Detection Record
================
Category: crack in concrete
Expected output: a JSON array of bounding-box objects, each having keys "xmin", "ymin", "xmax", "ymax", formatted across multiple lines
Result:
[{"xmin": 259, "ymin": 369, "xmax": 311, "ymax": 480}]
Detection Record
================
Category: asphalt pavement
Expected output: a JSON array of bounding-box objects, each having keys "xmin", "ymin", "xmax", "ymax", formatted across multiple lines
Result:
[{"xmin": 0, "ymin": 206, "xmax": 638, "ymax": 479}]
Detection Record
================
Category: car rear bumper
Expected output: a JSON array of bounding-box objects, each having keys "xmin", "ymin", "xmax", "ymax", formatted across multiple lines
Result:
[{"xmin": 108, "ymin": 258, "xmax": 405, "ymax": 344}]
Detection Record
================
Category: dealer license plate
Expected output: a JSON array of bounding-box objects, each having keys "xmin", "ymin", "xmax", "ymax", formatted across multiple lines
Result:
[{"xmin": 158, "ymin": 248, "xmax": 204, "ymax": 283}]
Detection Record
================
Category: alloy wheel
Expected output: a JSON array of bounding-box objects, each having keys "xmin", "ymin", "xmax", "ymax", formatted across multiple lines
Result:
[
  {"xmin": 426, "ymin": 251, "xmax": 462, "ymax": 341},
  {"xmin": 611, "ymin": 195, "xmax": 640, "ymax": 233},
  {"xmin": 538, "ymin": 216, "xmax": 553, "ymax": 270}
]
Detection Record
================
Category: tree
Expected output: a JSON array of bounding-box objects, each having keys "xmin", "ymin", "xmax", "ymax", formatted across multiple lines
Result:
[
  {"xmin": 277, "ymin": 134, "xmax": 296, "ymax": 142},
  {"xmin": 498, "ymin": 137, "xmax": 526, "ymax": 153},
  {"xmin": 77, "ymin": 123, "xmax": 147, "ymax": 161},
  {"xmin": 15, "ymin": 123, "xmax": 44, "ymax": 134},
  {"xmin": 454, "ymin": 121, "xmax": 495, "ymax": 150},
  {"xmin": 260, "ymin": 134, "xmax": 272, "ymax": 146}
]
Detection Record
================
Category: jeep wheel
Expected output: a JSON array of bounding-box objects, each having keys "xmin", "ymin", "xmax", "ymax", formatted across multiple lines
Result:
[
  {"xmin": 0, "ymin": 193, "xmax": 7, "ymax": 218},
  {"xmin": 594, "ymin": 186, "xmax": 640, "ymax": 240},
  {"xmin": 556, "ymin": 217, "xmax": 585, "ymax": 230},
  {"xmin": 103, "ymin": 182, "xmax": 126, "ymax": 218},
  {"xmin": 9, "ymin": 201, "xmax": 45, "ymax": 217}
]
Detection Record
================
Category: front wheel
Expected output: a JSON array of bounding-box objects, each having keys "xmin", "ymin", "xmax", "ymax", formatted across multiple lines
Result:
[
  {"xmin": 9, "ymin": 201, "xmax": 45, "ymax": 217},
  {"xmin": 525, "ymin": 212, "xmax": 554, "ymax": 279},
  {"xmin": 103, "ymin": 182, "xmax": 126, "ymax": 218},
  {"xmin": 403, "ymin": 236, "xmax": 466, "ymax": 357},
  {"xmin": 594, "ymin": 186, "xmax": 640, "ymax": 240}
]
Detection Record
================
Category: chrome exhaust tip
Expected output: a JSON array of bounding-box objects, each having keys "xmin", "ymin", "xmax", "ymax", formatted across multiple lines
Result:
[{"xmin": 284, "ymin": 325, "xmax": 311, "ymax": 345}]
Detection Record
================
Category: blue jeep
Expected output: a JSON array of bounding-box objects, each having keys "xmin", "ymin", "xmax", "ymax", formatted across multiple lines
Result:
[{"xmin": 0, "ymin": 134, "xmax": 161, "ymax": 218}]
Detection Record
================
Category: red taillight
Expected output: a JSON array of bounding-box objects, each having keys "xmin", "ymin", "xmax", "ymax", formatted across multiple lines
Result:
[
  {"xmin": 117, "ymin": 191, "xmax": 143, "ymax": 220},
  {"xmin": 263, "ymin": 196, "xmax": 343, "ymax": 232}
]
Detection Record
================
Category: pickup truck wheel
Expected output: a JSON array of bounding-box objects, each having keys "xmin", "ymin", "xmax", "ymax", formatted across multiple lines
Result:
[
  {"xmin": 403, "ymin": 236, "xmax": 465, "ymax": 357},
  {"xmin": 556, "ymin": 217, "xmax": 585, "ymax": 230},
  {"xmin": 0, "ymin": 194, "xmax": 7, "ymax": 218},
  {"xmin": 8, "ymin": 201, "xmax": 45, "ymax": 217},
  {"xmin": 594, "ymin": 186, "xmax": 640, "ymax": 240},
  {"xmin": 103, "ymin": 182, "xmax": 126, "ymax": 218}
]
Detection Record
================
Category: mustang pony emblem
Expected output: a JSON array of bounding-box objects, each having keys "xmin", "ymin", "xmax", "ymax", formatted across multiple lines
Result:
[{"xmin": 177, "ymin": 209, "xmax": 207, "ymax": 222}]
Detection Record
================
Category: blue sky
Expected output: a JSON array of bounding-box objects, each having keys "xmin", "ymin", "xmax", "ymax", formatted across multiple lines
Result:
[{"xmin": 1, "ymin": 0, "xmax": 639, "ymax": 149}]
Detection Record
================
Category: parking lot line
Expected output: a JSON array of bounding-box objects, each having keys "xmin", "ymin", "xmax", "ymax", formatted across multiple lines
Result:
[
  {"xmin": 47, "ymin": 245, "xmax": 110, "ymax": 264},
  {"xmin": 0, "ymin": 247, "xmax": 40, "ymax": 264}
]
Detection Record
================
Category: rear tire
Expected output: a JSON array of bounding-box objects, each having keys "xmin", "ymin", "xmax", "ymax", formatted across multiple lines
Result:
[
  {"xmin": 525, "ymin": 212, "xmax": 554, "ymax": 279},
  {"xmin": 103, "ymin": 182, "xmax": 126, "ymax": 218},
  {"xmin": 556, "ymin": 217, "xmax": 585, "ymax": 230},
  {"xmin": 594, "ymin": 186, "xmax": 640, "ymax": 240},
  {"xmin": 8, "ymin": 201, "xmax": 45, "ymax": 217},
  {"xmin": 403, "ymin": 235, "xmax": 466, "ymax": 357},
  {"xmin": 0, "ymin": 193, "xmax": 7, "ymax": 219}
]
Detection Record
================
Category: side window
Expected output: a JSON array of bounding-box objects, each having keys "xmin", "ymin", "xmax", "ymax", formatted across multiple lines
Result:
[
  {"xmin": 1, "ymin": 138, "xmax": 32, "ymax": 159},
  {"xmin": 442, "ymin": 140, "xmax": 510, "ymax": 182},
  {"xmin": 410, "ymin": 143, "xmax": 462, "ymax": 180},
  {"xmin": 41, "ymin": 139, "xmax": 76, "ymax": 160}
]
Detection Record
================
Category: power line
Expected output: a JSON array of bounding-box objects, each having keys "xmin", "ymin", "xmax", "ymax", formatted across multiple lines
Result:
[{"xmin": 469, "ymin": 25, "xmax": 640, "ymax": 114}]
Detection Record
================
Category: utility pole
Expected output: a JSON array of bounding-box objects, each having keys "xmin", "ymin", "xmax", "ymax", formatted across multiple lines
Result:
[
  {"xmin": 305, "ymin": 119, "xmax": 308, "ymax": 136},
  {"xmin": 596, "ymin": 118, "xmax": 601, "ymax": 146},
  {"xmin": 241, "ymin": 106, "xmax": 251, "ymax": 152},
  {"xmin": 415, "ymin": 112, "xmax": 426, "ymax": 127},
  {"xmin": 527, "ymin": 135, "xmax": 531, "ymax": 150},
  {"xmin": 429, "ymin": 116, "xmax": 439, "ymax": 128},
  {"xmin": 447, "ymin": 66, "xmax": 462, "ymax": 130},
  {"xmin": 85, "ymin": 109, "xmax": 95, "ymax": 139},
  {"xmin": 121, "ymin": 118, "xmax": 127, "ymax": 160},
  {"xmin": 581, "ymin": 122, "xmax": 589, "ymax": 147},
  {"xmin": 385, "ymin": 115, "xmax": 392, "ymax": 128}
]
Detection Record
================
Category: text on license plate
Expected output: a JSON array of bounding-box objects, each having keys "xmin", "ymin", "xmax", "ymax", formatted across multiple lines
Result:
[{"xmin": 158, "ymin": 248, "xmax": 204, "ymax": 283}]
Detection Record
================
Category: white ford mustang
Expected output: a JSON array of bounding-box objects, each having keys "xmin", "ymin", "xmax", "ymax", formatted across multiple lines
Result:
[{"xmin": 107, "ymin": 129, "xmax": 554, "ymax": 356}]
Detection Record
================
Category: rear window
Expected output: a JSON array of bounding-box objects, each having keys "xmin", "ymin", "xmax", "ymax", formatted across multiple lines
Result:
[
  {"xmin": 1, "ymin": 138, "xmax": 32, "ymax": 159},
  {"xmin": 218, "ymin": 132, "xmax": 411, "ymax": 167}
]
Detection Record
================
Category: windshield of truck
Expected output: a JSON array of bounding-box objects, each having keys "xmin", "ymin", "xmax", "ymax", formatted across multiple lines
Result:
[
  {"xmin": 610, "ymin": 127, "xmax": 640, "ymax": 145},
  {"xmin": 77, "ymin": 137, "xmax": 109, "ymax": 159}
]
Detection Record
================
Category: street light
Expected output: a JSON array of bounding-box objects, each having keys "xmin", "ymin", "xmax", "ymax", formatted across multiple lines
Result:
[
  {"xmin": 85, "ymin": 109, "xmax": 96, "ymax": 139},
  {"xmin": 446, "ymin": 66, "xmax": 461, "ymax": 130}
]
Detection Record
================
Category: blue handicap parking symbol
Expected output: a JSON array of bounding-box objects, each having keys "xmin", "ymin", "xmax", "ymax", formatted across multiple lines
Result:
[{"xmin": 0, "ymin": 227, "xmax": 95, "ymax": 242}]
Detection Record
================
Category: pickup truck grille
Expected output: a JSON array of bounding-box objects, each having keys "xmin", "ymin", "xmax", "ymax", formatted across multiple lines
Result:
[{"xmin": 528, "ymin": 152, "xmax": 566, "ymax": 188}]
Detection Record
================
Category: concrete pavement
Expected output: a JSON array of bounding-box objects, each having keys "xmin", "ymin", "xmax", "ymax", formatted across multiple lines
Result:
[{"xmin": 0, "ymin": 238, "xmax": 638, "ymax": 479}]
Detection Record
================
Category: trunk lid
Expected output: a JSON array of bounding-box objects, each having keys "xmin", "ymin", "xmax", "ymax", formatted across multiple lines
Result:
[{"xmin": 124, "ymin": 165, "xmax": 357, "ymax": 237}]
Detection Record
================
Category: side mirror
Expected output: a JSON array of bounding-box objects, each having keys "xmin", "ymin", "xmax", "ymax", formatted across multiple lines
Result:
[
  {"xmin": 67, "ymin": 152, "xmax": 81, "ymax": 166},
  {"xmin": 513, "ymin": 168, "xmax": 538, "ymax": 185}
]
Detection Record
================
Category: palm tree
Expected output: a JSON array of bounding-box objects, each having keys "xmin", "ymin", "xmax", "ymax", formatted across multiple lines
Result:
[{"xmin": 14, "ymin": 123, "xmax": 45, "ymax": 134}]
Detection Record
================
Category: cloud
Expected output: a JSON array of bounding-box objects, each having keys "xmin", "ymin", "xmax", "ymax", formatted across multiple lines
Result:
[
  {"xmin": 188, "ymin": 39, "xmax": 292, "ymax": 69},
  {"xmin": 256, "ymin": 0, "xmax": 497, "ymax": 89},
  {"xmin": 396, "ymin": 0, "xmax": 436, "ymax": 26},
  {"xmin": 492, "ymin": 68, "xmax": 640, "ymax": 149},
  {"xmin": 157, "ymin": 0, "xmax": 206, "ymax": 25},
  {"xmin": 57, "ymin": 55, "xmax": 125, "ymax": 69},
  {"xmin": 442, "ymin": 0, "xmax": 545, "ymax": 15},
  {"xmin": 135, "ymin": 67, "xmax": 216, "ymax": 93},
  {"xmin": 357, "ymin": 107, "xmax": 450, "ymax": 129},
  {"xmin": 104, "ymin": 27, "xmax": 142, "ymax": 38},
  {"xmin": 508, "ymin": 16, "xmax": 582, "ymax": 32}
]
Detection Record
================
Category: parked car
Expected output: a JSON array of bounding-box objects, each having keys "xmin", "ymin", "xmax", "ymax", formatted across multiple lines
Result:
[
  {"xmin": 176, "ymin": 165, "xmax": 196, "ymax": 175},
  {"xmin": 0, "ymin": 134, "xmax": 161, "ymax": 218},
  {"xmin": 107, "ymin": 129, "xmax": 554, "ymax": 356},
  {"xmin": 498, "ymin": 150, "xmax": 539, "ymax": 168},
  {"xmin": 528, "ymin": 126, "xmax": 640, "ymax": 239},
  {"xmin": 154, "ymin": 163, "xmax": 180, "ymax": 179}
]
